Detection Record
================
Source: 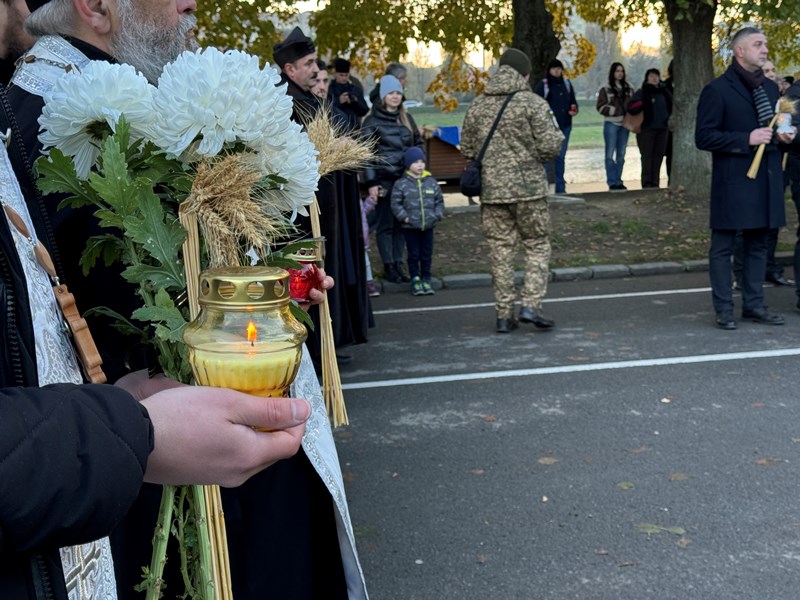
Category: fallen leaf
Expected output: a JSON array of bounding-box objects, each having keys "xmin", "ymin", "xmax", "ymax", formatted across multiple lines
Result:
[
  {"xmin": 391, "ymin": 472, "xmax": 399, "ymax": 478},
  {"xmin": 595, "ymin": 549, "xmax": 610, "ymax": 556},
  {"xmin": 482, "ymin": 415, "xmax": 497, "ymax": 422},
  {"xmin": 617, "ymin": 481, "xmax": 635, "ymax": 490},
  {"xmin": 660, "ymin": 397, "xmax": 672, "ymax": 404},
  {"xmin": 470, "ymin": 468, "xmax": 485, "ymax": 476},
  {"xmin": 618, "ymin": 561, "xmax": 638, "ymax": 568},
  {"xmin": 342, "ymin": 472, "xmax": 355, "ymax": 483},
  {"xmin": 756, "ymin": 457, "xmax": 783, "ymax": 466},
  {"xmin": 626, "ymin": 446, "xmax": 651, "ymax": 454},
  {"xmin": 669, "ymin": 472, "xmax": 689, "ymax": 481},
  {"xmin": 792, "ymin": 438, "xmax": 800, "ymax": 444},
  {"xmin": 538, "ymin": 457, "xmax": 559, "ymax": 465},
  {"xmin": 477, "ymin": 554, "xmax": 487, "ymax": 564},
  {"xmin": 635, "ymin": 523, "xmax": 686, "ymax": 536},
  {"xmin": 676, "ymin": 537, "xmax": 692, "ymax": 548},
  {"xmin": 635, "ymin": 523, "xmax": 663, "ymax": 535},
  {"xmin": 752, "ymin": 402, "xmax": 765, "ymax": 408}
]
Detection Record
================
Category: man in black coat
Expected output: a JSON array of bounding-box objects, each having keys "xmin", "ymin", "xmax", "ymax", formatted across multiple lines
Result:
[
  {"xmin": 695, "ymin": 26, "xmax": 796, "ymax": 330},
  {"xmin": 328, "ymin": 57, "xmax": 368, "ymax": 133},
  {"xmin": 274, "ymin": 28, "xmax": 371, "ymax": 364}
]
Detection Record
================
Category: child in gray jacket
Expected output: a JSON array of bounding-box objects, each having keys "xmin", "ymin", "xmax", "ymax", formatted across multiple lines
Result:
[{"xmin": 391, "ymin": 147, "xmax": 445, "ymax": 295}]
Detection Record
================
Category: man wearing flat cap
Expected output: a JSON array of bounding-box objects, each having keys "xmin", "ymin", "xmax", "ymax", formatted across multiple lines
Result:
[
  {"xmin": 4, "ymin": 8, "xmax": 368, "ymax": 600},
  {"xmin": 273, "ymin": 27, "xmax": 372, "ymax": 371},
  {"xmin": 328, "ymin": 57, "xmax": 368, "ymax": 133}
]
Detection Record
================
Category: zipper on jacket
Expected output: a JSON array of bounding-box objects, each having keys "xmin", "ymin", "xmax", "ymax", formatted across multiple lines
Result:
[
  {"xmin": 0, "ymin": 237, "xmax": 24, "ymax": 385},
  {"xmin": 416, "ymin": 178, "xmax": 425, "ymax": 230},
  {"xmin": 31, "ymin": 554, "xmax": 57, "ymax": 600}
]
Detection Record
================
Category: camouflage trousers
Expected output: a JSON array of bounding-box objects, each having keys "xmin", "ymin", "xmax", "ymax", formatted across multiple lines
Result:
[{"xmin": 481, "ymin": 199, "xmax": 551, "ymax": 319}]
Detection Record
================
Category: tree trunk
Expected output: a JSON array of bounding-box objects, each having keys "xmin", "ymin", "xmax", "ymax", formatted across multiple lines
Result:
[
  {"xmin": 664, "ymin": 0, "xmax": 717, "ymax": 195},
  {"xmin": 511, "ymin": 0, "xmax": 561, "ymax": 81}
]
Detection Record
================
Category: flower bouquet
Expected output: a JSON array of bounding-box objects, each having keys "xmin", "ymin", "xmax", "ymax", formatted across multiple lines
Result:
[{"xmin": 34, "ymin": 47, "xmax": 343, "ymax": 599}]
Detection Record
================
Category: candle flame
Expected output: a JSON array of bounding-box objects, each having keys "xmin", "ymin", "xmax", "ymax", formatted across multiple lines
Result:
[{"xmin": 247, "ymin": 321, "xmax": 257, "ymax": 346}]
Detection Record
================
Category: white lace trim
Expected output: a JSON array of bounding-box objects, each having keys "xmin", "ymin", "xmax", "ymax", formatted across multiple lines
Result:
[
  {"xmin": 292, "ymin": 348, "xmax": 368, "ymax": 599},
  {"xmin": 10, "ymin": 35, "xmax": 91, "ymax": 98}
]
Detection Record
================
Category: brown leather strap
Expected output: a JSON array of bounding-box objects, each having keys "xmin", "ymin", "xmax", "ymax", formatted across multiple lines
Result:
[
  {"xmin": 52, "ymin": 284, "xmax": 106, "ymax": 384},
  {"xmin": 3, "ymin": 204, "xmax": 106, "ymax": 384}
]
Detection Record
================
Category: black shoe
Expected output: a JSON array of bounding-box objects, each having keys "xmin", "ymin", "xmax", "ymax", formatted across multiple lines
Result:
[
  {"xmin": 766, "ymin": 273, "xmax": 794, "ymax": 286},
  {"xmin": 518, "ymin": 306, "xmax": 555, "ymax": 329},
  {"xmin": 715, "ymin": 313, "xmax": 737, "ymax": 330},
  {"xmin": 336, "ymin": 353, "xmax": 353, "ymax": 365},
  {"xmin": 618, "ymin": 184, "xmax": 628, "ymax": 191},
  {"xmin": 742, "ymin": 308, "xmax": 785, "ymax": 325},
  {"xmin": 496, "ymin": 318, "xmax": 518, "ymax": 334},
  {"xmin": 383, "ymin": 263, "xmax": 403, "ymax": 284},
  {"xmin": 395, "ymin": 262, "xmax": 411, "ymax": 283}
]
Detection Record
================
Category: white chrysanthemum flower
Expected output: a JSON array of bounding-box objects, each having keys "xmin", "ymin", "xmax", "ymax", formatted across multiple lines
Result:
[
  {"xmin": 151, "ymin": 47, "xmax": 293, "ymax": 158},
  {"xmin": 258, "ymin": 121, "xmax": 320, "ymax": 219},
  {"xmin": 38, "ymin": 61, "xmax": 156, "ymax": 179}
]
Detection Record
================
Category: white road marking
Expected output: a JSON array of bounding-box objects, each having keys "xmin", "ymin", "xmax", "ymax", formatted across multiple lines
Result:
[
  {"xmin": 373, "ymin": 287, "xmax": 712, "ymax": 315},
  {"xmin": 342, "ymin": 347, "xmax": 800, "ymax": 390}
]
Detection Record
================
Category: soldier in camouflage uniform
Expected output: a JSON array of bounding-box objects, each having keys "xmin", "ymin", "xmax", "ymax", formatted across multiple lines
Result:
[{"xmin": 461, "ymin": 49, "xmax": 565, "ymax": 333}]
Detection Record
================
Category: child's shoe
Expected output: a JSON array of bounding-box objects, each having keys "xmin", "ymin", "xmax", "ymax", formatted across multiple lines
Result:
[
  {"xmin": 411, "ymin": 276, "xmax": 424, "ymax": 296},
  {"xmin": 366, "ymin": 279, "xmax": 381, "ymax": 297},
  {"xmin": 422, "ymin": 280, "xmax": 435, "ymax": 295}
]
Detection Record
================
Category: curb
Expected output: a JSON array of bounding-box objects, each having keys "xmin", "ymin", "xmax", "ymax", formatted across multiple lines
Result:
[{"xmin": 374, "ymin": 253, "xmax": 795, "ymax": 295}]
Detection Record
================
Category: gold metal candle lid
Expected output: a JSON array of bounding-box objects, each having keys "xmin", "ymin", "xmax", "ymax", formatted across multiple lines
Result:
[{"xmin": 198, "ymin": 266, "xmax": 289, "ymax": 308}]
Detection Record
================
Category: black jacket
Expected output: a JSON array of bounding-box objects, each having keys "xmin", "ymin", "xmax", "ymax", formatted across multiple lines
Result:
[
  {"xmin": 627, "ymin": 83, "xmax": 673, "ymax": 131},
  {"xmin": 695, "ymin": 65, "xmax": 785, "ymax": 230},
  {"xmin": 327, "ymin": 80, "xmax": 368, "ymax": 133},
  {"xmin": 0, "ymin": 382, "xmax": 153, "ymax": 600},
  {"xmin": 360, "ymin": 105, "xmax": 422, "ymax": 185}
]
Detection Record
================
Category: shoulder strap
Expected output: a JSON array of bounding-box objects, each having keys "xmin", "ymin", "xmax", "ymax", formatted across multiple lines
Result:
[{"xmin": 476, "ymin": 92, "xmax": 517, "ymax": 163}]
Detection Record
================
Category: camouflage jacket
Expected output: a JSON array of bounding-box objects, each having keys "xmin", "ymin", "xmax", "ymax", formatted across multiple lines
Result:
[{"xmin": 461, "ymin": 65, "xmax": 564, "ymax": 204}]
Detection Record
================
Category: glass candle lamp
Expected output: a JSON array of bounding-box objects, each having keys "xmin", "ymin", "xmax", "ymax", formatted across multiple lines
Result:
[{"xmin": 184, "ymin": 266, "xmax": 308, "ymax": 398}]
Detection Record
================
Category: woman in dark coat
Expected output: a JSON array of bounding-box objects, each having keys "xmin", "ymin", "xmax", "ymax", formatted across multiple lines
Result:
[
  {"xmin": 360, "ymin": 74, "xmax": 422, "ymax": 284},
  {"xmin": 627, "ymin": 68, "xmax": 673, "ymax": 188}
]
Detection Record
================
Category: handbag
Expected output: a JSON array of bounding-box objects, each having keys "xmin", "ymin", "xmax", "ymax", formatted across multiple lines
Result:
[
  {"xmin": 460, "ymin": 92, "xmax": 517, "ymax": 197},
  {"xmin": 622, "ymin": 110, "xmax": 643, "ymax": 134}
]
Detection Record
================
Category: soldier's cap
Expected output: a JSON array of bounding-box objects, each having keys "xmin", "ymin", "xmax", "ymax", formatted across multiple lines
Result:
[
  {"xmin": 273, "ymin": 27, "xmax": 316, "ymax": 70},
  {"xmin": 499, "ymin": 48, "xmax": 532, "ymax": 77}
]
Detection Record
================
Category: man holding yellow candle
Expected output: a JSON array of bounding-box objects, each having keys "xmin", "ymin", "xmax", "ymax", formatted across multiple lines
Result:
[{"xmin": 695, "ymin": 26, "xmax": 796, "ymax": 330}]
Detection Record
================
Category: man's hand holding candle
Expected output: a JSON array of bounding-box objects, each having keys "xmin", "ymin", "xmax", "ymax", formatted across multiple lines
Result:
[{"xmin": 141, "ymin": 386, "xmax": 311, "ymax": 487}]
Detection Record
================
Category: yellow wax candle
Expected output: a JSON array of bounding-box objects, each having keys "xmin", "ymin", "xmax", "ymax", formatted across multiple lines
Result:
[{"xmin": 189, "ymin": 343, "xmax": 302, "ymax": 398}]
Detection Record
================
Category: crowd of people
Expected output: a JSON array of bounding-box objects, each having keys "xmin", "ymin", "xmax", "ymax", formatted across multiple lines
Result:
[{"xmin": 3, "ymin": 6, "xmax": 800, "ymax": 598}]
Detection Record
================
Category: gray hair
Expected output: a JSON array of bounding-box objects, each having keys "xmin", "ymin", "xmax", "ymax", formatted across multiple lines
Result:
[
  {"xmin": 730, "ymin": 26, "xmax": 764, "ymax": 51},
  {"xmin": 24, "ymin": 0, "xmax": 77, "ymax": 37},
  {"xmin": 385, "ymin": 62, "xmax": 406, "ymax": 79}
]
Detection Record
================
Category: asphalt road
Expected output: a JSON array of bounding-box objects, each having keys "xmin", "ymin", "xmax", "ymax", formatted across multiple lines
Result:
[{"xmin": 336, "ymin": 272, "xmax": 800, "ymax": 600}]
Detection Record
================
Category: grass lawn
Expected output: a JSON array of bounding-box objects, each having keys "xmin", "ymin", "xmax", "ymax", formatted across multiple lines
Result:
[{"xmin": 408, "ymin": 102, "xmax": 611, "ymax": 149}]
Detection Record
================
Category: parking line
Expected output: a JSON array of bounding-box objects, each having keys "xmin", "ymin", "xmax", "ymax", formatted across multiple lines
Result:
[
  {"xmin": 373, "ymin": 286, "xmax": 712, "ymax": 316},
  {"xmin": 342, "ymin": 347, "xmax": 800, "ymax": 390}
]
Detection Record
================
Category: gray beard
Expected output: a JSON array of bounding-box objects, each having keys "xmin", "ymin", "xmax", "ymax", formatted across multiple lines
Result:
[{"xmin": 109, "ymin": 11, "xmax": 197, "ymax": 84}]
